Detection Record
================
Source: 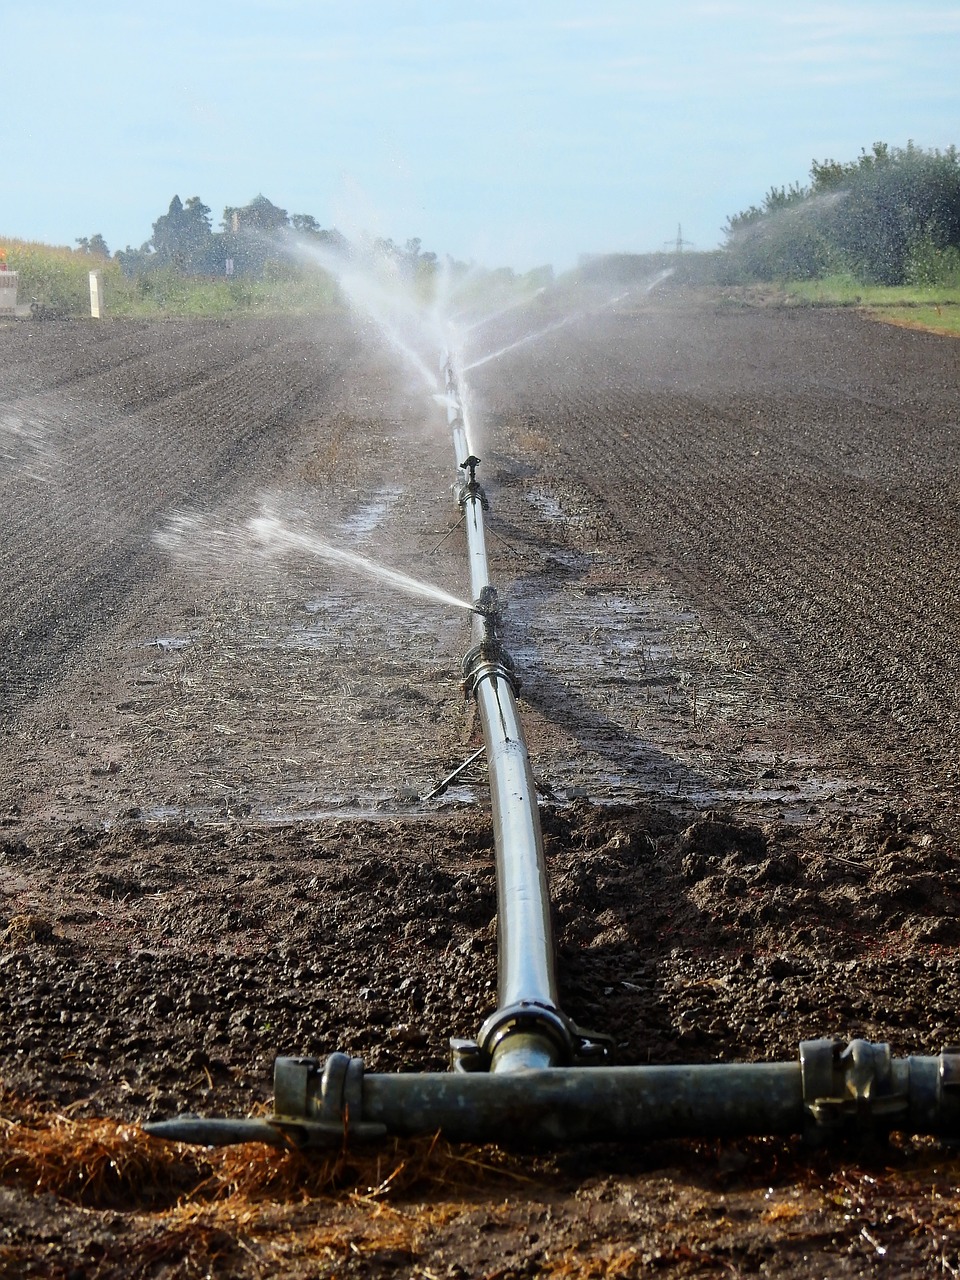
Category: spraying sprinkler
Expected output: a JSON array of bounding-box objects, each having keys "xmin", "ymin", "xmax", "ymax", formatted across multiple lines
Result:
[
  {"xmin": 473, "ymin": 584, "xmax": 503, "ymax": 651},
  {"xmin": 458, "ymin": 452, "xmax": 488, "ymax": 511}
]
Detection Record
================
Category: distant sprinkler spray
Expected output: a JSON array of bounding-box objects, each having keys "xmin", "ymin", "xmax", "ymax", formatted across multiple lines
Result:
[{"xmin": 462, "ymin": 271, "xmax": 671, "ymax": 373}]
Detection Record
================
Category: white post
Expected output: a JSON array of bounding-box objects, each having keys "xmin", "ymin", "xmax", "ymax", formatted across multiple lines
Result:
[
  {"xmin": 0, "ymin": 269, "xmax": 17, "ymax": 316},
  {"xmin": 89, "ymin": 270, "xmax": 103, "ymax": 319}
]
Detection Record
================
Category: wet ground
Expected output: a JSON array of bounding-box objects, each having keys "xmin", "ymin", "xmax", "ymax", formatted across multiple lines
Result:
[{"xmin": 2, "ymin": 287, "xmax": 960, "ymax": 1275}]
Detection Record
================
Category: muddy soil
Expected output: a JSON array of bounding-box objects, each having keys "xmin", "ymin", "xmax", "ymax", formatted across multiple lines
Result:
[{"xmin": 1, "ymin": 291, "xmax": 960, "ymax": 1276}]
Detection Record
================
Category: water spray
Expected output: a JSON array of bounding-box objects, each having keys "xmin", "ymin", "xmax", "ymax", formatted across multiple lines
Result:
[
  {"xmin": 249, "ymin": 513, "xmax": 476, "ymax": 615},
  {"xmin": 463, "ymin": 270, "xmax": 673, "ymax": 373},
  {"xmin": 144, "ymin": 274, "xmax": 960, "ymax": 1153}
]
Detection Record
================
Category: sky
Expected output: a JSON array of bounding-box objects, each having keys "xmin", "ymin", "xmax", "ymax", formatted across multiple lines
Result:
[{"xmin": 5, "ymin": 1, "xmax": 960, "ymax": 272}]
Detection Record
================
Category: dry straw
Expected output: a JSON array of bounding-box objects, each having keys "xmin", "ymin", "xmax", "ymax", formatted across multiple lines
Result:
[{"xmin": 0, "ymin": 1083, "xmax": 528, "ymax": 1210}]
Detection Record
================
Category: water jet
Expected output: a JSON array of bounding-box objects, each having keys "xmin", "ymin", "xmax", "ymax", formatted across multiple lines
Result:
[{"xmin": 249, "ymin": 513, "xmax": 476, "ymax": 615}]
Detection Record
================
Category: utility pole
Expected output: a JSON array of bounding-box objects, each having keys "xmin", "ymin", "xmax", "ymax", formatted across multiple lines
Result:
[{"xmin": 664, "ymin": 224, "xmax": 694, "ymax": 255}]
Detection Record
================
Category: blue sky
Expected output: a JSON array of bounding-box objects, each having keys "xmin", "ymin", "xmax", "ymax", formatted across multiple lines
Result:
[{"xmin": 6, "ymin": 1, "xmax": 960, "ymax": 270}]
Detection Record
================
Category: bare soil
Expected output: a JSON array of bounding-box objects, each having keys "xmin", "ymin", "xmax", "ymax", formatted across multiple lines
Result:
[{"xmin": 2, "ymin": 289, "xmax": 960, "ymax": 1276}]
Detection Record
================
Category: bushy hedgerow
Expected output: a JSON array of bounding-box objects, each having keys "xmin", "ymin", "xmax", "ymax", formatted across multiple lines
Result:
[{"xmin": 724, "ymin": 142, "xmax": 960, "ymax": 286}]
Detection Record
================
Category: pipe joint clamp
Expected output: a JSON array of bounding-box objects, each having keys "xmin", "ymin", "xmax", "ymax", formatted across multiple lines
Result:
[
  {"xmin": 457, "ymin": 480, "xmax": 490, "ymax": 511},
  {"xmin": 468, "ymin": 1002, "xmax": 613, "ymax": 1070},
  {"xmin": 271, "ymin": 1053, "xmax": 386, "ymax": 1147},
  {"xmin": 800, "ymin": 1038, "xmax": 907, "ymax": 1140},
  {"xmin": 462, "ymin": 649, "xmax": 521, "ymax": 700}
]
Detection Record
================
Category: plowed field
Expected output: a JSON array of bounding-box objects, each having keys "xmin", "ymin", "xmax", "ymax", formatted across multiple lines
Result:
[{"xmin": 2, "ymin": 290, "xmax": 960, "ymax": 1276}]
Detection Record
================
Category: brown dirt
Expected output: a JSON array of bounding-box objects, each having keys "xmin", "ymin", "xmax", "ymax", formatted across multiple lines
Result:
[{"xmin": 2, "ymin": 289, "xmax": 960, "ymax": 1275}]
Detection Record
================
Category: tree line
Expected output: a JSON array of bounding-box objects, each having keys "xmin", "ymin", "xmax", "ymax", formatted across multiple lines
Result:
[
  {"xmin": 723, "ymin": 141, "xmax": 960, "ymax": 285},
  {"xmin": 77, "ymin": 194, "xmax": 438, "ymax": 280},
  {"xmin": 78, "ymin": 143, "xmax": 959, "ymax": 291}
]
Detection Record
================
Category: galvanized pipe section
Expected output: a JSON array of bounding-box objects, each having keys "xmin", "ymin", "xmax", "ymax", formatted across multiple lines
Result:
[
  {"xmin": 443, "ymin": 357, "xmax": 564, "ymax": 1072},
  {"xmin": 471, "ymin": 662, "xmax": 559, "ymax": 1015},
  {"xmin": 445, "ymin": 373, "xmax": 488, "ymax": 641},
  {"xmin": 456, "ymin": 462, "xmax": 491, "ymax": 640}
]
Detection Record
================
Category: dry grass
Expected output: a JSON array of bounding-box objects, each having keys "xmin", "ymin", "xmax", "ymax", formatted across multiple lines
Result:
[
  {"xmin": 0, "ymin": 1084, "xmax": 525, "ymax": 1210},
  {"xmin": 536, "ymin": 1249, "xmax": 644, "ymax": 1278},
  {"xmin": 0, "ymin": 1083, "xmax": 535, "ymax": 1275},
  {"xmin": 0, "ymin": 1106, "xmax": 203, "ymax": 1209}
]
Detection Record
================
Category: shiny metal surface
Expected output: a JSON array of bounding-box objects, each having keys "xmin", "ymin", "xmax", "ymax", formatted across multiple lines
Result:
[
  {"xmin": 473, "ymin": 670, "xmax": 558, "ymax": 1011},
  {"xmin": 442, "ymin": 356, "xmax": 563, "ymax": 1068}
]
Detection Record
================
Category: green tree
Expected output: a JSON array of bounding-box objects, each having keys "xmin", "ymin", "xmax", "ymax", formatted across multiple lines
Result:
[
  {"xmin": 220, "ymin": 195, "xmax": 292, "ymax": 278},
  {"xmin": 222, "ymin": 194, "xmax": 289, "ymax": 234},
  {"xmin": 76, "ymin": 233, "xmax": 110, "ymax": 258},
  {"xmin": 150, "ymin": 195, "xmax": 217, "ymax": 272},
  {"xmin": 724, "ymin": 141, "xmax": 960, "ymax": 285}
]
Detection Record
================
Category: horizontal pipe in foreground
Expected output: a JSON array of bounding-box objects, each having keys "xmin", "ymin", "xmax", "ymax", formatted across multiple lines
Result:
[
  {"xmin": 144, "ymin": 1042, "xmax": 960, "ymax": 1148},
  {"xmin": 363, "ymin": 1062, "xmax": 802, "ymax": 1142}
]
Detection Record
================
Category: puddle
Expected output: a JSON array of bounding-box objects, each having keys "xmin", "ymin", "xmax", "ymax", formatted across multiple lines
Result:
[
  {"xmin": 135, "ymin": 794, "xmax": 477, "ymax": 825},
  {"xmin": 144, "ymin": 635, "xmax": 194, "ymax": 652},
  {"xmin": 336, "ymin": 486, "xmax": 403, "ymax": 540},
  {"xmin": 281, "ymin": 591, "xmax": 463, "ymax": 651},
  {"xmin": 526, "ymin": 490, "xmax": 566, "ymax": 522},
  {"xmin": 498, "ymin": 554, "xmax": 871, "ymax": 824},
  {"xmin": 683, "ymin": 771, "xmax": 870, "ymax": 821}
]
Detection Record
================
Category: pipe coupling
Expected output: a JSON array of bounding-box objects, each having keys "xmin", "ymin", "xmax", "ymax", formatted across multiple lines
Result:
[
  {"xmin": 457, "ymin": 481, "xmax": 490, "ymax": 511},
  {"xmin": 797, "ymin": 1038, "xmax": 960, "ymax": 1141},
  {"xmin": 480, "ymin": 1002, "xmax": 575, "ymax": 1068},
  {"xmin": 271, "ymin": 1053, "xmax": 386, "ymax": 1146},
  {"xmin": 450, "ymin": 1002, "xmax": 613, "ymax": 1073},
  {"xmin": 462, "ymin": 650, "xmax": 521, "ymax": 700}
]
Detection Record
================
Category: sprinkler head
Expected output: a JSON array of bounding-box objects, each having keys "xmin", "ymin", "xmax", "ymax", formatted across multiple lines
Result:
[
  {"xmin": 474, "ymin": 585, "xmax": 504, "ymax": 648},
  {"xmin": 474, "ymin": 584, "xmax": 499, "ymax": 615},
  {"xmin": 457, "ymin": 454, "xmax": 489, "ymax": 511},
  {"xmin": 460, "ymin": 454, "xmax": 481, "ymax": 486}
]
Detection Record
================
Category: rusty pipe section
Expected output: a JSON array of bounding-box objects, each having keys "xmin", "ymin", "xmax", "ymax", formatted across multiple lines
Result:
[{"xmin": 145, "ymin": 1039, "xmax": 960, "ymax": 1148}]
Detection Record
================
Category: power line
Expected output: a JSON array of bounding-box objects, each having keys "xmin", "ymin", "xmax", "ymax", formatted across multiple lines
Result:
[{"xmin": 663, "ymin": 223, "xmax": 695, "ymax": 254}]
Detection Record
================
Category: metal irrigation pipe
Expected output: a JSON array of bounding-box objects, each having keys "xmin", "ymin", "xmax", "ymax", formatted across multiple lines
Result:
[
  {"xmin": 442, "ymin": 357, "xmax": 604, "ymax": 1075},
  {"xmin": 143, "ymin": 355, "xmax": 960, "ymax": 1152}
]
